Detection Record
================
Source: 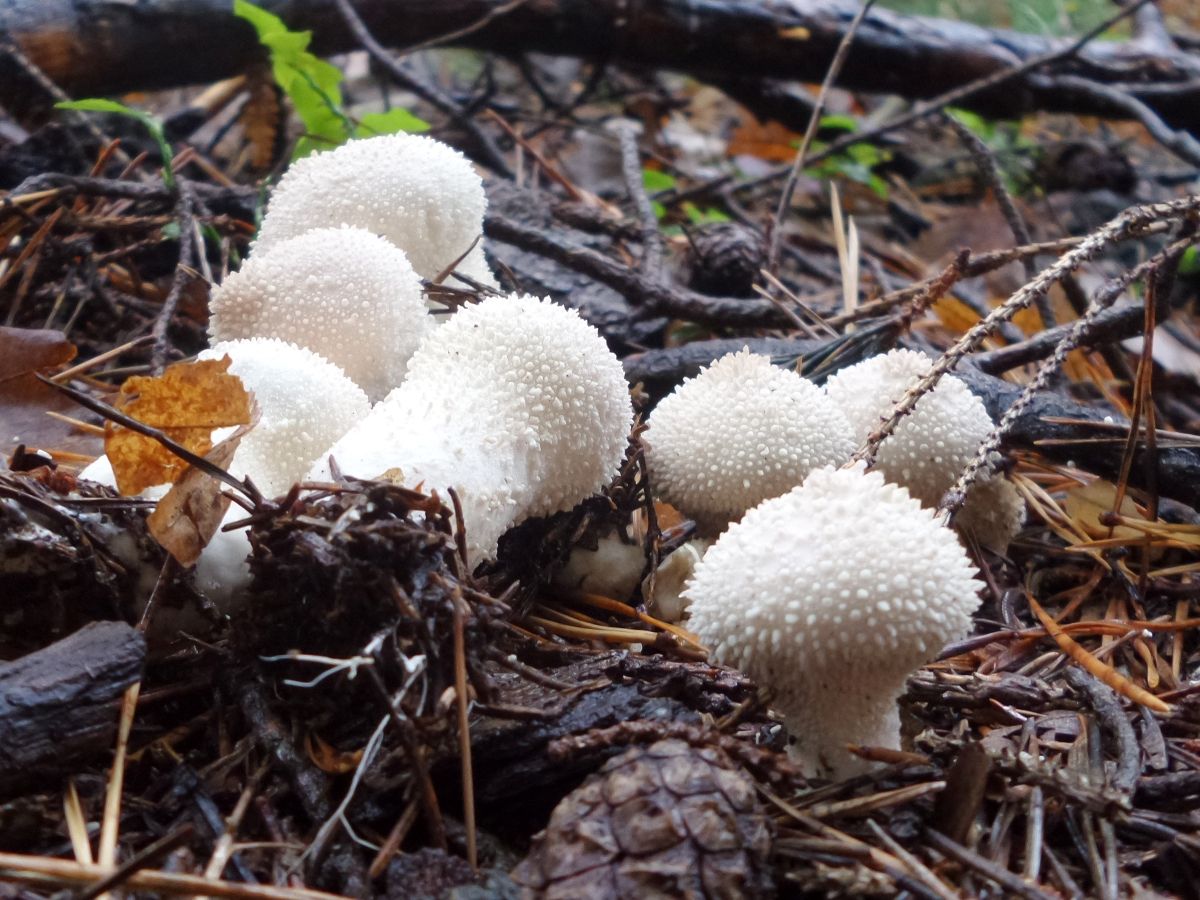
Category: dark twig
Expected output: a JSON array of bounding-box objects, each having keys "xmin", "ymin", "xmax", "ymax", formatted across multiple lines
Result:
[
  {"xmin": 736, "ymin": 0, "xmax": 1159, "ymax": 198},
  {"xmin": 1063, "ymin": 669, "xmax": 1140, "ymax": 795},
  {"xmin": 613, "ymin": 120, "xmax": 665, "ymax": 284},
  {"xmin": 331, "ymin": 0, "xmax": 512, "ymax": 177},
  {"xmin": 484, "ymin": 212, "xmax": 791, "ymax": 327},
  {"xmin": 1032, "ymin": 74, "xmax": 1200, "ymax": 168},
  {"xmin": 943, "ymin": 113, "xmax": 1052, "ymax": 326},
  {"xmin": 942, "ymin": 229, "xmax": 1198, "ymax": 513},
  {"xmin": 925, "ymin": 828, "xmax": 1058, "ymax": 900},
  {"xmin": 855, "ymin": 194, "xmax": 1200, "ymax": 471},
  {"xmin": 973, "ymin": 232, "xmax": 1198, "ymax": 374},
  {"xmin": 151, "ymin": 181, "xmax": 197, "ymax": 373},
  {"xmin": 74, "ymin": 825, "xmax": 194, "ymax": 900},
  {"xmin": 767, "ymin": 0, "xmax": 876, "ymax": 275}
]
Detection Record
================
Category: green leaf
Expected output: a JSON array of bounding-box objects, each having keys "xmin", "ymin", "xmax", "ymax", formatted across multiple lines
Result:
[
  {"xmin": 818, "ymin": 114, "xmax": 858, "ymax": 133},
  {"xmin": 683, "ymin": 202, "xmax": 731, "ymax": 225},
  {"xmin": 1180, "ymin": 246, "xmax": 1200, "ymax": 276},
  {"xmin": 233, "ymin": 0, "xmax": 289, "ymax": 38},
  {"xmin": 55, "ymin": 99, "xmax": 175, "ymax": 189},
  {"xmin": 948, "ymin": 107, "xmax": 995, "ymax": 141},
  {"xmin": 642, "ymin": 168, "xmax": 677, "ymax": 193},
  {"xmin": 356, "ymin": 108, "xmax": 431, "ymax": 137}
]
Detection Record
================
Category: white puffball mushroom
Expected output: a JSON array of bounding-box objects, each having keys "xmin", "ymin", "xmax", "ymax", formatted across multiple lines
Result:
[
  {"xmin": 200, "ymin": 339, "xmax": 370, "ymax": 497},
  {"xmin": 209, "ymin": 227, "xmax": 428, "ymax": 402},
  {"xmin": 192, "ymin": 338, "xmax": 370, "ymax": 605},
  {"xmin": 644, "ymin": 538, "xmax": 710, "ymax": 624},
  {"xmin": 955, "ymin": 474, "xmax": 1026, "ymax": 553},
  {"xmin": 553, "ymin": 533, "xmax": 647, "ymax": 601},
  {"xmin": 310, "ymin": 293, "xmax": 633, "ymax": 564},
  {"xmin": 685, "ymin": 465, "xmax": 981, "ymax": 779},
  {"xmin": 254, "ymin": 134, "xmax": 494, "ymax": 283},
  {"xmin": 645, "ymin": 349, "xmax": 855, "ymax": 535},
  {"xmin": 824, "ymin": 348, "xmax": 994, "ymax": 510}
]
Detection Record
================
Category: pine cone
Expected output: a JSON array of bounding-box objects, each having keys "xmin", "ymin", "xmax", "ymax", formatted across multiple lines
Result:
[
  {"xmin": 685, "ymin": 223, "xmax": 765, "ymax": 298},
  {"xmin": 511, "ymin": 738, "xmax": 773, "ymax": 898}
]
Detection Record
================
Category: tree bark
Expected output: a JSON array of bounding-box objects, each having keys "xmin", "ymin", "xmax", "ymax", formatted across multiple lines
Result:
[
  {"xmin": 2, "ymin": 0, "xmax": 1199, "ymax": 131},
  {"xmin": 0, "ymin": 620, "xmax": 145, "ymax": 800}
]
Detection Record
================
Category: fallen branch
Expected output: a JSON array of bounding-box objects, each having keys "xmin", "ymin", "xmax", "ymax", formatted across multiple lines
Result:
[{"xmin": 3, "ymin": 0, "xmax": 1200, "ymax": 132}]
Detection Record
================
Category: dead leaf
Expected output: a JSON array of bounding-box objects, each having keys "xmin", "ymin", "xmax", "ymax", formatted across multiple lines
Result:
[
  {"xmin": 1063, "ymin": 479, "xmax": 1147, "ymax": 542},
  {"xmin": 727, "ymin": 115, "xmax": 804, "ymax": 163},
  {"xmin": 241, "ymin": 64, "xmax": 286, "ymax": 173},
  {"xmin": 147, "ymin": 417, "xmax": 255, "ymax": 566},
  {"xmin": 106, "ymin": 356, "xmax": 252, "ymax": 495},
  {"xmin": 305, "ymin": 732, "xmax": 364, "ymax": 774},
  {"xmin": 0, "ymin": 326, "xmax": 103, "ymax": 461}
]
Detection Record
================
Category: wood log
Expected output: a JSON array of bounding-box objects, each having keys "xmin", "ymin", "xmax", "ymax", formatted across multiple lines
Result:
[
  {"xmin": 0, "ymin": 620, "xmax": 145, "ymax": 800},
  {"xmin": 2, "ymin": 0, "xmax": 1199, "ymax": 132}
]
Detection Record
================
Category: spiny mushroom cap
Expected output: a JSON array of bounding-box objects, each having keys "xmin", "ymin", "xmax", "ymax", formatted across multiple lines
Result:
[
  {"xmin": 253, "ymin": 134, "xmax": 489, "ymax": 281},
  {"xmin": 645, "ymin": 350, "xmax": 855, "ymax": 535},
  {"xmin": 309, "ymin": 293, "xmax": 632, "ymax": 561},
  {"xmin": 686, "ymin": 465, "xmax": 980, "ymax": 690},
  {"xmin": 955, "ymin": 474, "xmax": 1025, "ymax": 553},
  {"xmin": 201, "ymin": 338, "xmax": 369, "ymax": 497},
  {"xmin": 824, "ymin": 348, "xmax": 994, "ymax": 509},
  {"xmin": 396, "ymin": 292, "xmax": 633, "ymax": 518},
  {"xmin": 209, "ymin": 227, "xmax": 427, "ymax": 402}
]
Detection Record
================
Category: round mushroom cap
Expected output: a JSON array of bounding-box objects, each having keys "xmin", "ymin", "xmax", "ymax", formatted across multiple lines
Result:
[
  {"xmin": 645, "ymin": 350, "xmax": 855, "ymax": 535},
  {"xmin": 309, "ymin": 293, "xmax": 632, "ymax": 563},
  {"xmin": 209, "ymin": 227, "xmax": 427, "ymax": 402},
  {"xmin": 202, "ymin": 338, "xmax": 370, "ymax": 497},
  {"xmin": 397, "ymin": 292, "xmax": 633, "ymax": 519},
  {"xmin": 253, "ymin": 134, "xmax": 489, "ymax": 281},
  {"xmin": 686, "ymin": 465, "xmax": 980, "ymax": 687},
  {"xmin": 824, "ymin": 348, "xmax": 994, "ymax": 509},
  {"xmin": 955, "ymin": 474, "xmax": 1025, "ymax": 553}
]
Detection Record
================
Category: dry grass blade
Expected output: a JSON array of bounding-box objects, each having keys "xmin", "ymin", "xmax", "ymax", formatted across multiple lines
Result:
[
  {"xmin": 1026, "ymin": 592, "xmax": 1170, "ymax": 714},
  {"xmin": 0, "ymin": 852, "xmax": 348, "ymax": 899},
  {"xmin": 97, "ymin": 680, "xmax": 140, "ymax": 897}
]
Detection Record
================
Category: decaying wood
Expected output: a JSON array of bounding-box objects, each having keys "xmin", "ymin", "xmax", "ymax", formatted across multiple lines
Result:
[
  {"xmin": 0, "ymin": 620, "xmax": 145, "ymax": 800},
  {"xmin": 3, "ymin": 0, "xmax": 1200, "ymax": 131}
]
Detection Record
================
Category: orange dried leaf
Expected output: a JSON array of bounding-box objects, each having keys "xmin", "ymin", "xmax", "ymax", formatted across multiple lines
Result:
[
  {"xmin": 1063, "ymin": 480, "xmax": 1147, "ymax": 542},
  {"xmin": 306, "ymin": 732, "xmax": 364, "ymax": 774},
  {"xmin": 727, "ymin": 116, "xmax": 805, "ymax": 163},
  {"xmin": 106, "ymin": 356, "xmax": 251, "ymax": 495}
]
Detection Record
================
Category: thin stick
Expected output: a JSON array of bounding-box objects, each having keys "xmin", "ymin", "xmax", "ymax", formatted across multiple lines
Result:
[
  {"xmin": 0, "ymin": 852, "xmax": 347, "ymax": 899},
  {"xmin": 767, "ymin": 0, "xmax": 876, "ymax": 274},
  {"xmin": 853, "ymin": 194, "xmax": 1200, "ymax": 469},
  {"xmin": 97, "ymin": 681, "xmax": 141, "ymax": 896},
  {"xmin": 453, "ymin": 593, "xmax": 478, "ymax": 871}
]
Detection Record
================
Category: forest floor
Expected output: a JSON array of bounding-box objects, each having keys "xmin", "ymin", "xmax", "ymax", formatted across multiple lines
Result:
[{"xmin": 3, "ymin": 1, "xmax": 1200, "ymax": 898}]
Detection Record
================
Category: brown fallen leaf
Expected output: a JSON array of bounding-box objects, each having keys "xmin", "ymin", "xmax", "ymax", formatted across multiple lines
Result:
[
  {"xmin": 106, "ymin": 356, "xmax": 252, "ymax": 495},
  {"xmin": 147, "ymin": 416, "xmax": 256, "ymax": 566},
  {"xmin": 0, "ymin": 326, "xmax": 102, "ymax": 461},
  {"xmin": 305, "ymin": 732, "xmax": 365, "ymax": 775}
]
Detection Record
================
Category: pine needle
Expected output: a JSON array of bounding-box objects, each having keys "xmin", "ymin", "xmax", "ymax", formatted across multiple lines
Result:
[{"xmin": 1026, "ymin": 592, "xmax": 1170, "ymax": 714}]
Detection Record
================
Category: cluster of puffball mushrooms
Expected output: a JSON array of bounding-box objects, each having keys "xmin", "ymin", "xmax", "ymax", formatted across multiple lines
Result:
[{"xmin": 81, "ymin": 133, "xmax": 1025, "ymax": 780}]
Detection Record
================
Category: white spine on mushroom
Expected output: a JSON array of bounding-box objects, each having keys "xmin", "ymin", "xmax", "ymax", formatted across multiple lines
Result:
[
  {"xmin": 209, "ymin": 226, "xmax": 428, "ymax": 402},
  {"xmin": 308, "ymin": 293, "xmax": 633, "ymax": 564},
  {"xmin": 645, "ymin": 349, "xmax": 855, "ymax": 535},
  {"xmin": 252, "ymin": 134, "xmax": 497, "ymax": 285},
  {"xmin": 685, "ymin": 465, "xmax": 981, "ymax": 779}
]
